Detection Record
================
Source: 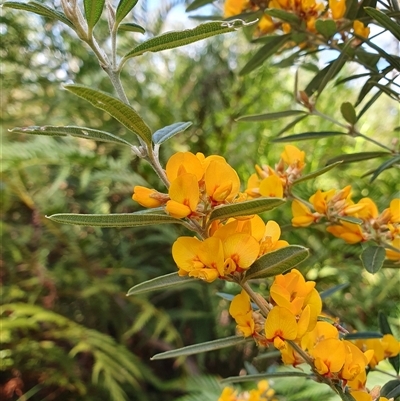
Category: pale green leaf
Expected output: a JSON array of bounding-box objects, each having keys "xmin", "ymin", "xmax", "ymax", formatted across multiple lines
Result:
[
  {"xmin": 360, "ymin": 245, "xmax": 386, "ymax": 274},
  {"xmin": 244, "ymin": 246, "xmax": 309, "ymax": 281},
  {"xmin": 325, "ymin": 151, "xmax": 391, "ymax": 165},
  {"xmin": 9, "ymin": 125, "xmax": 134, "ymax": 147},
  {"xmin": 338, "ymin": 216, "xmax": 363, "ymax": 225},
  {"xmin": 186, "ymin": 0, "xmax": 214, "ymax": 12},
  {"xmin": 123, "ymin": 20, "xmax": 253, "ymax": 61},
  {"xmin": 118, "ymin": 22, "xmax": 145, "ymax": 34},
  {"xmin": 46, "ymin": 212, "xmax": 183, "ymax": 227},
  {"xmin": 221, "ymin": 372, "xmax": 311, "ymax": 384},
  {"xmin": 315, "ymin": 19, "xmax": 337, "ymax": 38},
  {"xmin": 127, "ymin": 273, "xmax": 197, "ymax": 296},
  {"xmin": 236, "ymin": 110, "xmax": 307, "ymax": 122},
  {"xmin": 292, "ymin": 161, "xmax": 343, "ymax": 185},
  {"xmin": 153, "ymin": 122, "xmax": 192, "ymax": 145},
  {"xmin": 63, "ymin": 84, "xmax": 152, "ymax": 145},
  {"xmin": 116, "ymin": 0, "xmax": 139, "ymax": 25},
  {"xmin": 151, "ymin": 336, "xmax": 250, "ymax": 360},
  {"xmin": 340, "ymin": 102, "xmax": 357, "ymax": 124},
  {"xmin": 273, "ymin": 131, "xmax": 345, "ymax": 142},
  {"xmin": 84, "ymin": 0, "xmax": 104, "ymax": 30},
  {"xmin": 209, "ymin": 198, "xmax": 285, "ymax": 222}
]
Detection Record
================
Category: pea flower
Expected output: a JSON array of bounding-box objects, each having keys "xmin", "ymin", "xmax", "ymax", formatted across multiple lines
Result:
[
  {"xmin": 353, "ymin": 20, "xmax": 370, "ymax": 38},
  {"xmin": 229, "ymin": 290, "xmax": 255, "ymax": 337}
]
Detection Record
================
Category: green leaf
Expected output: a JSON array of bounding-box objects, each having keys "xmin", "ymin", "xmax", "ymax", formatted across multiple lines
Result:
[
  {"xmin": 320, "ymin": 283, "xmax": 349, "ymax": 299},
  {"xmin": 116, "ymin": 0, "xmax": 139, "ymax": 25},
  {"xmin": 127, "ymin": 272, "xmax": 197, "ymax": 296},
  {"xmin": 273, "ymin": 131, "xmax": 345, "ymax": 142},
  {"xmin": 369, "ymin": 155, "xmax": 400, "ymax": 182},
  {"xmin": 239, "ymin": 35, "xmax": 291, "ymax": 76},
  {"xmin": 325, "ymin": 151, "xmax": 391, "ymax": 165},
  {"xmin": 46, "ymin": 212, "xmax": 183, "ymax": 227},
  {"xmin": 244, "ymin": 246, "xmax": 309, "ymax": 281},
  {"xmin": 344, "ymin": 0, "xmax": 358, "ymax": 19},
  {"xmin": 363, "ymin": 37, "xmax": 400, "ymax": 70},
  {"xmin": 343, "ymin": 332, "xmax": 383, "ymax": 340},
  {"xmin": 335, "ymin": 386, "xmax": 357, "ymax": 401},
  {"xmin": 151, "ymin": 336, "xmax": 250, "ymax": 360},
  {"xmin": 123, "ymin": 20, "xmax": 253, "ymax": 61},
  {"xmin": 186, "ymin": 0, "xmax": 215, "ymax": 12},
  {"xmin": 221, "ymin": 372, "xmax": 311, "ymax": 384},
  {"xmin": 340, "ymin": 102, "xmax": 357, "ymax": 124},
  {"xmin": 118, "ymin": 22, "xmax": 145, "ymax": 34},
  {"xmin": 236, "ymin": 110, "xmax": 308, "ymax": 122},
  {"xmin": 2, "ymin": 1, "xmax": 74, "ymax": 29},
  {"xmin": 335, "ymin": 72, "xmax": 371, "ymax": 86},
  {"xmin": 356, "ymin": 0, "xmax": 377, "ymax": 19},
  {"xmin": 275, "ymin": 115, "xmax": 309, "ymax": 137},
  {"xmin": 365, "ymin": 7, "xmax": 400, "ymax": 41},
  {"xmin": 360, "ymin": 246, "xmax": 386, "ymax": 274},
  {"xmin": 264, "ymin": 9, "xmax": 301, "ymax": 24},
  {"xmin": 209, "ymin": 198, "xmax": 286, "ymax": 222},
  {"xmin": 379, "ymin": 311, "xmax": 400, "ymax": 374},
  {"xmin": 84, "ymin": 0, "xmax": 104, "ymax": 30},
  {"xmin": 9, "ymin": 125, "xmax": 134, "ymax": 147},
  {"xmin": 153, "ymin": 122, "xmax": 193, "ymax": 145},
  {"xmin": 292, "ymin": 161, "xmax": 343, "ymax": 186},
  {"xmin": 380, "ymin": 380, "xmax": 400, "ymax": 398},
  {"xmin": 315, "ymin": 19, "xmax": 337, "ymax": 38},
  {"xmin": 338, "ymin": 216, "xmax": 363, "ymax": 225},
  {"xmin": 63, "ymin": 84, "xmax": 152, "ymax": 146}
]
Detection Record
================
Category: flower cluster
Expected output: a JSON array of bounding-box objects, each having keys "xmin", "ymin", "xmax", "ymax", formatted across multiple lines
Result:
[
  {"xmin": 218, "ymin": 380, "xmax": 277, "ymax": 401},
  {"xmin": 223, "ymin": 0, "xmax": 370, "ymax": 43},
  {"xmin": 292, "ymin": 189, "xmax": 400, "ymax": 260},
  {"xmin": 228, "ymin": 269, "xmax": 400, "ymax": 400}
]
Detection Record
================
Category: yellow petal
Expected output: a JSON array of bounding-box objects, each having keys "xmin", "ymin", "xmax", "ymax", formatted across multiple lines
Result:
[
  {"xmin": 132, "ymin": 186, "xmax": 165, "ymax": 208},
  {"xmin": 166, "ymin": 152, "xmax": 204, "ymax": 182},
  {"xmin": 311, "ymin": 338, "xmax": 346, "ymax": 373},
  {"xmin": 222, "ymin": 233, "xmax": 260, "ymax": 269},
  {"xmin": 390, "ymin": 199, "xmax": 400, "ymax": 223},
  {"xmin": 259, "ymin": 175, "xmax": 284, "ymax": 198},
  {"xmin": 229, "ymin": 290, "xmax": 251, "ymax": 318},
  {"xmin": 165, "ymin": 200, "xmax": 192, "ymax": 219},
  {"xmin": 198, "ymin": 237, "xmax": 225, "ymax": 276},
  {"xmin": 172, "ymin": 237, "xmax": 203, "ymax": 272},
  {"xmin": 281, "ymin": 145, "xmax": 305, "ymax": 168},
  {"xmin": 329, "ymin": 0, "xmax": 346, "ymax": 19},
  {"xmin": 353, "ymin": 20, "xmax": 370, "ymax": 38},
  {"xmin": 264, "ymin": 220, "xmax": 282, "ymax": 244},
  {"xmin": 265, "ymin": 306, "xmax": 298, "ymax": 341},
  {"xmin": 189, "ymin": 268, "xmax": 219, "ymax": 283},
  {"xmin": 297, "ymin": 305, "xmax": 311, "ymax": 338},
  {"xmin": 168, "ymin": 173, "xmax": 199, "ymax": 211}
]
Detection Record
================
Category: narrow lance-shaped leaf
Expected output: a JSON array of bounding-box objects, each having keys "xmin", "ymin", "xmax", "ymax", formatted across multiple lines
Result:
[
  {"xmin": 264, "ymin": 9, "xmax": 301, "ymax": 23},
  {"xmin": 339, "ymin": 216, "xmax": 363, "ymax": 225},
  {"xmin": 84, "ymin": 0, "xmax": 105, "ymax": 30},
  {"xmin": 380, "ymin": 380, "xmax": 400, "ymax": 399},
  {"xmin": 325, "ymin": 151, "xmax": 391, "ymax": 165},
  {"xmin": 320, "ymin": 283, "xmax": 349, "ymax": 299},
  {"xmin": 118, "ymin": 23, "xmax": 145, "ymax": 34},
  {"xmin": 369, "ymin": 155, "xmax": 400, "ymax": 182},
  {"xmin": 236, "ymin": 110, "xmax": 308, "ymax": 122},
  {"xmin": 273, "ymin": 131, "xmax": 345, "ymax": 142},
  {"xmin": 365, "ymin": 7, "xmax": 400, "ymax": 41},
  {"xmin": 209, "ymin": 198, "xmax": 285, "ymax": 222},
  {"xmin": 47, "ymin": 212, "xmax": 184, "ymax": 227},
  {"xmin": 63, "ymin": 84, "xmax": 152, "ymax": 146},
  {"xmin": 244, "ymin": 246, "xmax": 309, "ymax": 282},
  {"xmin": 343, "ymin": 332, "xmax": 383, "ymax": 340},
  {"xmin": 9, "ymin": 125, "xmax": 134, "ymax": 147},
  {"xmin": 275, "ymin": 115, "xmax": 309, "ymax": 137},
  {"xmin": 292, "ymin": 161, "xmax": 343, "ymax": 186},
  {"xmin": 360, "ymin": 245, "xmax": 386, "ymax": 274},
  {"xmin": 151, "ymin": 336, "xmax": 250, "ymax": 360},
  {"xmin": 221, "ymin": 372, "xmax": 311, "ymax": 384},
  {"xmin": 185, "ymin": 0, "xmax": 214, "ymax": 12},
  {"xmin": 115, "ymin": 0, "xmax": 139, "ymax": 25},
  {"xmin": 122, "ymin": 20, "xmax": 254, "ymax": 62},
  {"xmin": 153, "ymin": 122, "xmax": 193, "ymax": 145},
  {"xmin": 127, "ymin": 273, "xmax": 197, "ymax": 296}
]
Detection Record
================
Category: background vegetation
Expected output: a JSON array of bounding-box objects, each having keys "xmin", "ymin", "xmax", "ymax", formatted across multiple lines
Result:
[{"xmin": 1, "ymin": 1, "xmax": 399, "ymax": 400}]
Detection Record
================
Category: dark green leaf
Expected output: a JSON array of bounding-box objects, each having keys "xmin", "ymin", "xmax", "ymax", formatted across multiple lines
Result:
[
  {"xmin": 356, "ymin": 85, "xmax": 382, "ymax": 118},
  {"xmin": 244, "ymin": 246, "xmax": 309, "ymax": 281},
  {"xmin": 264, "ymin": 9, "xmax": 301, "ymax": 24},
  {"xmin": 2, "ymin": 1, "xmax": 74, "ymax": 28},
  {"xmin": 343, "ymin": 332, "xmax": 383, "ymax": 340},
  {"xmin": 315, "ymin": 19, "xmax": 337, "ymax": 38},
  {"xmin": 118, "ymin": 22, "xmax": 146, "ymax": 34},
  {"xmin": 116, "ymin": 0, "xmax": 139, "ymax": 25},
  {"xmin": 209, "ymin": 198, "xmax": 286, "ymax": 222},
  {"xmin": 186, "ymin": 0, "xmax": 214, "ymax": 12},
  {"xmin": 320, "ymin": 283, "xmax": 349, "ymax": 299},
  {"xmin": 273, "ymin": 131, "xmax": 345, "ymax": 142},
  {"xmin": 355, "ymin": 48, "xmax": 380, "ymax": 70},
  {"xmin": 335, "ymin": 72, "xmax": 371, "ymax": 86},
  {"xmin": 325, "ymin": 151, "xmax": 391, "ymax": 165},
  {"xmin": 365, "ymin": 7, "xmax": 400, "ymax": 41},
  {"xmin": 340, "ymin": 102, "xmax": 357, "ymax": 124},
  {"xmin": 237, "ymin": 110, "xmax": 307, "ymax": 122},
  {"xmin": 369, "ymin": 81, "xmax": 400, "ymax": 101},
  {"xmin": 47, "ymin": 212, "xmax": 184, "ymax": 227},
  {"xmin": 151, "ymin": 336, "xmax": 250, "ymax": 360},
  {"xmin": 63, "ymin": 84, "xmax": 152, "ymax": 146},
  {"xmin": 356, "ymin": 0, "xmax": 377, "ymax": 19},
  {"xmin": 380, "ymin": 380, "xmax": 400, "ymax": 398},
  {"xmin": 221, "ymin": 372, "xmax": 311, "ymax": 384},
  {"xmin": 239, "ymin": 35, "xmax": 291, "ymax": 76},
  {"xmin": 84, "ymin": 0, "xmax": 104, "ymax": 30},
  {"xmin": 369, "ymin": 155, "xmax": 400, "ymax": 182},
  {"xmin": 153, "ymin": 122, "xmax": 193, "ymax": 145},
  {"xmin": 344, "ymin": 0, "xmax": 358, "ymax": 19},
  {"xmin": 123, "ymin": 20, "xmax": 254, "ymax": 61},
  {"xmin": 9, "ymin": 125, "xmax": 134, "ymax": 147},
  {"xmin": 292, "ymin": 161, "xmax": 343, "ymax": 185},
  {"xmin": 127, "ymin": 273, "xmax": 197, "ymax": 295},
  {"xmin": 363, "ymin": 37, "xmax": 400, "ymax": 70}
]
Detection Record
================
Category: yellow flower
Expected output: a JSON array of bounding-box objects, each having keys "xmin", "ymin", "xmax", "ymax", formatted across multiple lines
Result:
[
  {"xmin": 264, "ymin": 306, "xmax": 298, "ymax": 349},
  {"xmin": 259, "ymin": 174, "xmax": 284, "ymax": 198},
  {"xmin": 165, "ymin": 173, "xmax": 199, "ymax": 218},
  {"xmin": 389, "ymin": 198, "xmax": 400, "ymax": 223},
  {"xmin": 356, "ymin": 198, "xmax": 379, "ymax": 220},
  {"xmin": 132, "ymin": 186, "xmax": 166, "ymax": 208},
  {"xmin": 223, "ymin": 0, "xmax": 248, "ymax": 17},
  {"xmin": 329, "ymin": 0, "xmax": 346, "ymax": 19},
  {"xmin": 223, "ymin": 233, "xmax": 260, "ymax": 273},
  {"xmin": 229, "ymin": 290, "xmax": 255, "ymax": 337},
  {"xmin": 291, "ymin": 199, "xmax": 316, "ymax": 227},
  {"xmin": 311, "ymin": 338, "xmax": 346, "ymax": 375},
  {"xmin": 258, "ymin": 15, "xmax": 276, "ymax": 34},
  {"xmin": 341, "ymin": 340, "xmax": 369, "ymax": 381},
  {"xmin": 382, "ymin": 334, "xmax": 400, "ymax": 358},
  {"xmin": 280, "ymin": 145, "xmax": 305, "ymax": 169},
  {"xmin": 166, "ymin": 151, "xmax": 204, "ymax": 183},
  {"xmin": 218, "ymin": 386, "xmax": 238, "ymax": 401},
  {"xmin": 301, "ymin": 321, "xmax": 339, "ymax": 351},
  {"xmin": 310, "ymin": 189, "xmax": 335, "ymax": 214},
  {"xmin": 353, "ymin": 338, "xmax": 384, "ymax": 369},
  {"xmin": 353, "ymin": 20, "xmax": 370, "ymax": 38},
  {"xmin": 385, "ymin": 238, "xmax": 400, "ymax": 261},
  {"xmin": 326, "ymin": 221, "xmax": 365, "ymax": 244},
  {"xmin": 258, "ymin": 220, "xmax": 289, "ymax": 256}
]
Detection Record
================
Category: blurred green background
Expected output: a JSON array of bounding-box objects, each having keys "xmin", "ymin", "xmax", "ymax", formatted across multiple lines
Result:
[{"xmin": 1, "ymin": 1, "xmax": 399, "ymax": 400}]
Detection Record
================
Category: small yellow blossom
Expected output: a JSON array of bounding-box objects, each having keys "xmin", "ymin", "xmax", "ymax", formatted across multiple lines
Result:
[
  {"xmin": 311, "ymin": 338, "xmax": 346, "ymax": 375},
  {"xmin": 326, "ymin": 221, "xmax": 365, "ymax": 244},
  {"xmin": 291, "ymin": 199, "xmax": 316, "ymax": 227},
  {"xmin": 132, "ymin": 186, "xmax": 166, "ymax": 208},
  {"xmin": 353, "ymin": 20, "xmax": 370, "ymax": 38},
  {"xmin": 259, "ymin": 175, "xmax": 284, "ymax": 198},
  {"xmin": 229, "ymin": 290, "xmax": 255, "ymax": 337},
  {"xmin": 165, "ymin": 151, "xmax": 204, "ymax": 182},
  {"xmin": 265, "ymin": 306, "xmax": 298, "ymax": 349},
  {"xmin": 329, "ymin": 0, "xmax": 346, "ymax": 19},
  {"xmin": 280, "ymin": 145, "xmax": 305, "ymax": 169},
  {"xmin": 385, "ymin": 238, "xmax": 400, "ymax": 261}
]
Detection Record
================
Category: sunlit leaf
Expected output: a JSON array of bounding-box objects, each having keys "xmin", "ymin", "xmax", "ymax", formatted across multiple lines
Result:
[
  {"xmin": 343, "ymin": 332, "xmax": 383, "ymax": 340},
  {"xmin": 9, "ymin": 125, "xmax": 134, "ymax": 147},
  {"xmin": 209, "ymin": 198, "xmax": 285, "ymax": 222},
  {"xmin": 116, "ymin": 0, "xmax": 139, "ymax": 25},
  {"xmin": 185, "ymin": 0, "xmax": 214, "ymax": 12},
  {"xmin": 292, "ymin": 161, "xmax": 343, "ymax": 185},
  {"xmin": 344, "ymin": 0, "xmax": 358, "ymax": 19},
  {"xmin": 325, "ymin": 151, "xmax": 391, "ymax": 165},
  {"xmin": 340, "ymin": 102, "xmax": 357, "ymax": 124},
  {"xmin": 153, "ymin": 122, "xmax": 193, "ymax": 145},
  {"xmin": 123, "ymin": 20, "xmax": 254, "ymax": 61},
  {"xmin": 273, "ymin": 131, "xmax": 345, "ymax": 142},
  {"xmin": 63, "ymin": 84, "xmax": 152, "ymax": 146},
  {"xmin": 244, "ymin": 246, "xmax": 309, "ymax": 281},
  {"xmin": 236, "ymin": 110, "xmax": 307, "ymax": 122},
  {"xmin": 118, "ymin": 22, "xmax": 145, "ymax": 34},
  {"xmin": 151, "ymin": 336, "xmax": 250, "ymax": 360},
  {"xmin": 127, "ymin": 273, "xmax": 197, "ymax": 296},
  {"xmin": 365, "ymin": 7, "xmax": 400, "ymax": 41},
  {"xmin": 221, "ymin": 371, "xmax": 311, "ymax": 384},
  {"xmin": 84, "ymin": 0, "xmax": 104, "ymax": 30},
  {"xmin": 47, "ymin": 212, "xmax": 184, "ymax": 227},
  {"xmin": 320, "ymin": 283, "xmax": 349, "ymax": 299}
]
